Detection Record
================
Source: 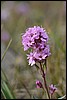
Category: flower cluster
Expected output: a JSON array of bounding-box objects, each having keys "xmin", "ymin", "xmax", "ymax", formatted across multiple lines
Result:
[
  {"xmin": 22, "ymin": 26, "xmax": 51, "ymax": 66},
  {"xmin": 49, "ymin": 84, "xmax": 57, "ymax": 95}
]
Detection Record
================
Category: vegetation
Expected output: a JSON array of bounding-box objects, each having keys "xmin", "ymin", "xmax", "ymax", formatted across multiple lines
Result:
[{"xmin": 1, "ymin": 1, "xmax": 66, "ymax": 99}]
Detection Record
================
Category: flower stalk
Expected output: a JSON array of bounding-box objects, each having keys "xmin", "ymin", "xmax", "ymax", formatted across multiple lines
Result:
[{"xmin": 40, "ymin": 62, "xmax": 50, "ymax": 99}]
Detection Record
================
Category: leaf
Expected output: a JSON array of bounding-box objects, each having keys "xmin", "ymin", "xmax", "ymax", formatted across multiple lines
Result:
[
  {"xmin": 1, "ymin": 68, "xmax": 16, "ymax": 99},
  {"xmin": 43, "ymin": 64, "xmax": 47, "ymax": 72},
  {"xmin": 58, "ymin": 95, "xmax": 66, "ymax": 99},
  {"xmin": 1, "ymin": 80, "xmax": 16, "ymax": 99},
  {"xmin": 1, "ymin": 69, "xmax": 7, "ymax": 82},
  {"xmin": 1, "ymin": 38, "xmax": 12, "ymax": 61}
]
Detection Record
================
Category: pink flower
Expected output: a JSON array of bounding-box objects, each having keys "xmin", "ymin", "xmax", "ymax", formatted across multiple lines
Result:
[
  {"xmin": 22, "ymin": 26, "xmax": 49, "ymax": 51},
  {"xmin": 36, "ymin": 80, "xmax": 43, "ymax": 88},
  {"xmin": 27, "ymin": 45, "xmax": 51, "ymax": 66},
  {"xmin": 49, "ymin": 84, "xmax": 57, "ymax": 95},
  {"xmin": 22, "ymin": 26, "xmax": 51, "ymax": 66},
  {"xmin": 27, "ymin": 52, "xmax": 35, "ymax": 66}
]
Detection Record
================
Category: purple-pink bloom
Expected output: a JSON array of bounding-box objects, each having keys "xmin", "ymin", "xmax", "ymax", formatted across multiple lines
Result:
[
  {"xmin": 22, "ymin": 26, "xmax": 51, "ymax": 66},
  {"xmin": 49, "ymin": 84, "xmax": 57, "ymax": 95},
  {"xmin": 22, "ymin": 26, "xmax": 49, "ymax": 51},
  {"xmin": 27, "ymin": 52, "xmax": 35, "ymax": 66},
  {"xmin": 36, "ymin": 80, "xmax": 43, "ymax": 88},
  {"xmin": 27, "ymin": 45, "xmax": 51, "ymax": 66}
]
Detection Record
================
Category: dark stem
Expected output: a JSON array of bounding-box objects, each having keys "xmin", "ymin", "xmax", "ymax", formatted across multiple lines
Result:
[
  {"xmin": 45, "ymin": 59, "xmax": 47, "ymax": 71},
  {"xmin": 35, "ymin": 64, "xmax": 39, "ymax": 69},
  {"xmin": 40, "ymin": 62, "xmax": 50, "ymax": 99}
]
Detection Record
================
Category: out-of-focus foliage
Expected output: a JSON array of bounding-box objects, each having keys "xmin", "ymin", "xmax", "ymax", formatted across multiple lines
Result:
[
  {"xmin": 1, "ymin": 39, "xmax": 16, "ymax": 99},
  {"xmin": 1, "ymin": 1, "xmax": 66, "ymax": 99},
  {"xmin": 1, "ymin": 69, "xmax": 16, "ymax": 99}
]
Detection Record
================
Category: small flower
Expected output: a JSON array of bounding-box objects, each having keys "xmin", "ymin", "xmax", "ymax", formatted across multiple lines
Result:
[
  {"xmin": 49, "ymin": 84, "xmax": 57, "ymax": 95},
  {"xmin": 36, "ymin": 80, "xmax": 43, "ymax": 88},
  {"xmin": 27, "ymin": 52, "xmax": 35, "ymax": 66}
]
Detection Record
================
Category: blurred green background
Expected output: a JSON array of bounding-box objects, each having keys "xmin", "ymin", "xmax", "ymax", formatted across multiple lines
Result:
[{"xmin": 1, "ymin": 1, "xmax": 66, "ymax": 99}]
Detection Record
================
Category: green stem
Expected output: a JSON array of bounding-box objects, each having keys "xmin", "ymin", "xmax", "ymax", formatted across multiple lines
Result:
[
  {"xmin": 1, "ymin": 88, "xmax": 6, "ymax": 99},
  {"xmin": 1, "ymin": 38, "xmax": 12, "ymax": 61}
]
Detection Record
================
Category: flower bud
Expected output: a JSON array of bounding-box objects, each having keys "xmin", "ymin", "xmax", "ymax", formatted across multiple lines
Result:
[
  {"xmin": 36, "ymin": 80, "xmax": 43, "ymax": 88},
  {"xmin": 49, "ymin": 84, "xmax": 57, "ymax": 95}
]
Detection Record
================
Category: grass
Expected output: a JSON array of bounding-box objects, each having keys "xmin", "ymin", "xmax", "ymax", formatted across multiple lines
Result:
[{"xmin": 1, "ymin": 39, "xmax": 16, "ymax": 99}]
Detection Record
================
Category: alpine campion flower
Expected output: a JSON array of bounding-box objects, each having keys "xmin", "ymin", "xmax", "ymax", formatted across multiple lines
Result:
[
  {"xmin": 27, "ymin": 45, "xmax": 51, "ymax": 65},
  {"xmin": 49, "ymin": 84, "xmax": 57, "ymax": 95},
  {"xmin": 22, "ymin": 26, "xmax": 58, "ymax": 99},
  {"xmin": 22, "ymin": 26, "xmax": 51, "ymax": 66},
  {"xmin": 22, "ymin": 26, "xmax": 48, "ymax": 50},
  {"xmin": 27, "ymin": 52, "xmax": 35, "ymax": 66},
  {"xmin": 36, "ymin": 80, "xmax": 43, "ymax": 88}
]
